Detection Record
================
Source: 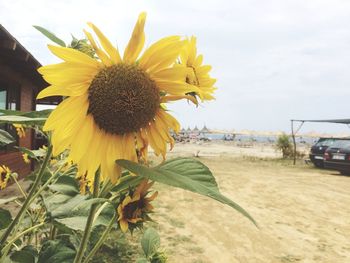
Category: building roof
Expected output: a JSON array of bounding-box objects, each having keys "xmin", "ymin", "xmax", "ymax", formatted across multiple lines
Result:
[
  {"xmin": 0, "ymin": 24, "xmax": 60, "ymax": 105},
  {"xmin": 201, "ymin": 125, "xmax": 210, "ymax": 132}
]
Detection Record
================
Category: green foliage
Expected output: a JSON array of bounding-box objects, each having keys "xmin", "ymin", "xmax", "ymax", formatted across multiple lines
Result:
[
  {"xmin": 0, "ymin": 130, "xmax": 15, "ymax": 146},
  {"xmin": 16, "ymin": 146, "xmax": 47, "ymax": 161},
  {"xmin": 37, "ymin": 240, "xmax": 75, "ymax": 263},
  {"xmin": 141, "ymin": 228, "xmax": 160, "ymax": 259},
  {"xmin": 0, "ymin": 208, "xmax": 12, "ymax": 230},
  {"xmin": 116, "ymin": 158, "xmax": 257, "ymax": 226},
  {"xmin": 10, "ymin": 245, "xmax": 38, "ymax": 263},
  {"xmin": 138, "ymin": 228, "xmax": 167, "ymax": 263},
  {"xmin": 33, "ymin": 26, "xmax": 66, "ymax": 47},
  {"xmin": 0, "ymin": 115, "xmax": 46, "ymax": 126},
  {"xmin": 276, "ymin": 133, "xmax": 293, "ymax": 158},
  {"xmin": 0, "ymin": 197, "xmax": 18, "ymax": 206},
  {"xmin": 0, "ymin": 109, "xmax": 51, "ymax": 126},
  {"xmin": 48, "ymin": 175, "xmax": 80, "ymax": 196}
]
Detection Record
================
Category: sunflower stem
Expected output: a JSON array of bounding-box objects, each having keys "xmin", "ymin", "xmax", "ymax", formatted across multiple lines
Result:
[
  {"xmin": 82, "ymin": 212, "xmax": 117, "ymax": 263},
  {"xmin": 0, "ymin": 145, "xmax": 52, "ymax": 255},
  {"xmin": 74, "ymin": 168, "xmax": 101, "ymax": 263},
  {"xmin": 1, "ymin": 222, "xmax": 45, "ymax": 253}
]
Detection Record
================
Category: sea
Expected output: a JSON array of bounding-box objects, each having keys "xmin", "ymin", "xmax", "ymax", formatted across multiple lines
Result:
[{"xmin": 202, "ymin": 133, "xmax": 318, "ymax": 145}]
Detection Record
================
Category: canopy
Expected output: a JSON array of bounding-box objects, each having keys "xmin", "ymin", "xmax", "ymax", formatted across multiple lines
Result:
[
  {"xmin": 292, "ymin": 119, "xmax": 350, "ymax": 124},
  {"xmin": 290, "ymin": 118, "xmax": 350, "ymax": 164}
]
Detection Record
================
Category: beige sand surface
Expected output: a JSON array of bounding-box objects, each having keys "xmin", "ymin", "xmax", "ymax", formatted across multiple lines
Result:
[{"xmin": 150, "ymin": 143, "xmax": 350, "ymax": 263}]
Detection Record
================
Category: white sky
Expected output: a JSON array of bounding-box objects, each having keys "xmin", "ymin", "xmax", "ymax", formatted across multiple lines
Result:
[{"xmin": 1, "ymin": 0, "xmax": 350, "ymax": 133}]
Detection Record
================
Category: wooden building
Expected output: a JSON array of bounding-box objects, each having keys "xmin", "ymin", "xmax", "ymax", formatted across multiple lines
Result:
[{"xmin": 0, "ymin": 25, "xmax": 58, "ymax": 175}]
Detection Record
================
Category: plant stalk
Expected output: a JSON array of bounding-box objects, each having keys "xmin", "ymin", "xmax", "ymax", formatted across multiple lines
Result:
[
  {"xmin": 73, "ymin": 169, "xmax": 101, "ymax": 263},
  {"xmin": 82, "ymin": 212, "xmax": 118, "ymax": 263},
  {"xmin": 0, "ymin": 145, "xmax": 52, "ymax": 254},
  {"xmin": 1, "ymin": 222, "xmax": 45, "ymax": 253}
]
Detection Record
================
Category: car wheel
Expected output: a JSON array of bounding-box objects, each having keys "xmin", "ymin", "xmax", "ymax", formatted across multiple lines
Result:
[{"xmin": 314, "ymin": 162, "xmax": 324, "ymax": 168}]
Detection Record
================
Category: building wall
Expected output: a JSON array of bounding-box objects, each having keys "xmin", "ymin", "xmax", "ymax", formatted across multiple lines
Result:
[{"xmin": 0, "ymin": 62, "xmax": 36, "ymax": 176}]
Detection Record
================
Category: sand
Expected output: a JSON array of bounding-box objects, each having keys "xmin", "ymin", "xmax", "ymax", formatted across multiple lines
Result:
[{"xmin": 150, "ymin": 142, "xmax": 350, "ymax": 263}]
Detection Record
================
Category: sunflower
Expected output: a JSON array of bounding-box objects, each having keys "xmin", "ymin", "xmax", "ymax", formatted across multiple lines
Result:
[
  {"xmin": 22, "ymin": 153, "xmax": 30, "ymax": 164},
  {"xmin": 77, "ymin": 175, "xmax": 91, "ymax": 195},
  {"xmin": 180, "ymin": 36, "xmax": 216, "ymax": 102},
  {"xmin": 0, "ymin": 165, "xmax": 12, "ymax": 190},
  {"xmin": 37, "ymin": 12, "xmax": 201, "ymax": 184},
  {"xmin": 13, "ymin": 124, "xmax": 26, "ymax": 138},
  {"xmin": 117, "ymin": 180, "xmax": 158, "ymax": 232}
]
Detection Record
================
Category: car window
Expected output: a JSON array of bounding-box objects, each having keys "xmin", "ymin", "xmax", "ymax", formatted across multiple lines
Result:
[
  {"xmin": 315, "ymin": 139, "xmax": 338, "ymax": 147},
  {"xmin": 330, "ymin": 140, "xmax": 350, "ymax": 148}
]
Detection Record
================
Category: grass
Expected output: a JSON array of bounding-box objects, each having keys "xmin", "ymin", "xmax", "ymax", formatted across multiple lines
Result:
[{"xmin": 91, "ymin": 230, "xmax": 143, "ymax": 263}]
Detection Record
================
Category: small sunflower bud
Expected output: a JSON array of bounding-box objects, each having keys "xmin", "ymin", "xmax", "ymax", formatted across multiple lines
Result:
[{"xmin": 69, "ymin": 37, "xmax": 95, "ymax": 58}]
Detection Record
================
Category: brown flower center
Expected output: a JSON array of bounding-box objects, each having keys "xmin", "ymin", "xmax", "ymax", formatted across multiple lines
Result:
[{"xmin": 88, "ymin": 64, "xmax": 160, "ymax": 135}]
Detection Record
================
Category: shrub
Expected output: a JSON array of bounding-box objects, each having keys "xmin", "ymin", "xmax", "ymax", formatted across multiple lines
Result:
[{"xmin": 276, "ymin": 133, "xmax": 293, "ymax": 158}]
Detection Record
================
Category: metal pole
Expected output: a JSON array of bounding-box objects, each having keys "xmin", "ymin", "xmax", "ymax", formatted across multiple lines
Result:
[{"xmin": 291, "ymin": 120, "xmax": 297, "ymax": 165}]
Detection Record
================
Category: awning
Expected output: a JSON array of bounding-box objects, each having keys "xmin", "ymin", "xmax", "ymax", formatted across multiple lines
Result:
[{"xmin": 291, "ymin": 119, "xmax": 350, "ymax": 124}]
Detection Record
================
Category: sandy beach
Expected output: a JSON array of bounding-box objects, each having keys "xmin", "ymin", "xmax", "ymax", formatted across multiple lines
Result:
[{"xmin": 149, "ymin": 142, "xmax": 350, "ymax": 263}]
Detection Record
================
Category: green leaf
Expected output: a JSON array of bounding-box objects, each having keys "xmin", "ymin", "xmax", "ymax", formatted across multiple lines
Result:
[
  {"xmin": 0, "ymin": 129, "xmax": 15, "ymax": 146},
  {"xmin": 0, "ymin": 115, "xmax": 46, "ymax": 125},
  {"xmin": 10, "ymin": 247, "xmax": 37, "ymax": 263},
  {"xmin": 46, "ymin": 193, "xmax": 108, "ymax": 219},
  {"xmin": 136, "ymin": 258, "xmax": 149, "ymax": 263},
  {"xmin": 53, "ymin": 203, "xmax": 116, "ymax": 231},
  {"xmin": 54, "ymin": 216, "xmax": 87, "ymax": 231},
  {"xmin": 110, "ymin": 174, "xmax": 145, "ymax": 193},
  {"xmin": 15, "ymin": 146, "xmax": 47, "ymax": 161},
  {"xmin": 141, "ymin": 227, "xmax": 160, "ymax": 258},
  {"xmin": 116, "ymin": 157, "xmax": 257, "ymax": 226},
  {"xmin": 0, "ymin": 208, "xmax": 12, "ymax": 230},
  {"xmin": 0, "ymin": 109, "xmax": 52, "ymax": 118},
  {"xmin": 33, "ymin": 26, "xmax": 66, "ymax": 47},
  {"xmin": 49, "ymin": 176, "xmax": 79, "ymax": 196},
  {"xmin": 37, "ymin": 240, "xmax": 75, "ymax": 263},
  {"xmin": 0, "ymin": 196, "xmax": 19, "ymax": 205}
]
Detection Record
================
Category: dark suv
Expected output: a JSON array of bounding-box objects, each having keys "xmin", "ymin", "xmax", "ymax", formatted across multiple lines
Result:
[
  {"xmin": 324, "ymin": 139, "xmax": 350, "ymax": 174},
  {"xmin": 309, "ymin": 138, "xmax": 345, "ymax": 167}
]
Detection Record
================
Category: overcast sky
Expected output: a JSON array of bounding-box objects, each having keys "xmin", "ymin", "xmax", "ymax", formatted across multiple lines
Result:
[{"xmin": 1, "ymin": 0, "xmax": 350, "ymax": 133}]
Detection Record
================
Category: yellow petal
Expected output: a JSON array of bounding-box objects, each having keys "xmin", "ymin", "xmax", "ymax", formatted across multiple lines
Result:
[
  {"xmin": 44, "ymin": 96, "xmax": 86, "ymax": 131},
  {"xmin": 148, "ymin": 124, "xmax": 166, "ymax": 159},
  {"xmin": 153, "ymin": 117, "xmax": 173, "ymax": 144},
  {"xmin": 151, "ymin": 66, "xmax": 187, "ymax": 82},
  {"xmin": 84, "ymin": 29, "xmax": 113, "ymax": 66},
  {"xmin": 139, "ymin": 36, "xmax": 181, "ymax": 70},
  {"xmin": 68, "ymin": 115, "xmax": 94, "ymax": 163},
  {"xmin": 123, "ymin": 12, "xmax": 146, "ymax": 63},
  {"xmin": 37, "ymin": 82, "xmax": 89, "ymax": 99},
  {"xmin": 147, "ymin": 191, "xmax": 158, "ymax": 202},
  {"xmin": 87, "ymin": 22, "xmax": 122, "ymax": 63},
  {"xmin": 122, "ymin": 133, "xmax": 137, "ymax": 162},
  {"xmin": 47, "ymin": 45, "xmax": 100, "ymax": 67},
  {"xmin": 156, "ymin": 80, "xmax": 200, "ymax": 95},
  {"xmin": 119, "ymin": 219, "xmax": 129, "ymax": 232},
  {"xmin": 187, "ymin": 36, "xmax": 197, "ymax": 66},
  {"xmin": 158, "ymin": 110, "xmax": 180, "ymax": 133},
  {"xmin": 194, "ymin": 54, "xmax": 203, "ymax": 67},
  {"xmin": 146, "ymin": 42, "xmax": 185, "ymax": 74},
  {"xmin": 196, "ymin": 65, "xmax": 212, "ymax": 76},
  {"xmin": 160, "ymin": 94, "xmax": 198, "ymax": 105},
  {"xmin": 50, "ymin": 98, "xmax": 88, "ymax": 153}
]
